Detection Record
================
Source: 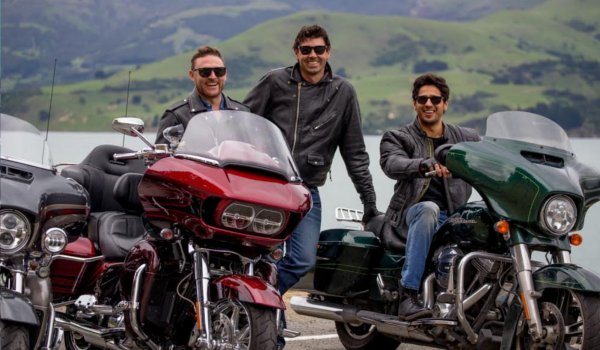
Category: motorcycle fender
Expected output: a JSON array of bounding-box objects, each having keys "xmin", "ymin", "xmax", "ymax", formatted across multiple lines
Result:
[
  {"xmin": 533, "ymin": 263, "xmax": 600, "ymax": 292},
  {"xmin": 210, "ymin": 275, "xmax": 285, "ymax": 310},
  {"xmin": 0, "ymin": 287, "xmax": 39, "ymax": 326}
]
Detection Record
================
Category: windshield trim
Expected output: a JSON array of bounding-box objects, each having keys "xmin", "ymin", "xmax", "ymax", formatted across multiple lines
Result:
[{"xmin": 1, "ymin": 155, "xmax": 55, "ymax": 171}]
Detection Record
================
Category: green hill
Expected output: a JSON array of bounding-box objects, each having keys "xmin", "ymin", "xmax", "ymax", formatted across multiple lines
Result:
[{"xmin": 5, "ymin": 0, "xmax": 600, "ymax": 135}]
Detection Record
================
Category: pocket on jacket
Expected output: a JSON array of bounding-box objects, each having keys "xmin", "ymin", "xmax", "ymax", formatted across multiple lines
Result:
[
  {"xmin": 310, "ymin": 111, "xmax": 337, "ymax": 136},
  {"xmin": 307, "ymin": 153, "xmax": 326, "ymax": 167}
]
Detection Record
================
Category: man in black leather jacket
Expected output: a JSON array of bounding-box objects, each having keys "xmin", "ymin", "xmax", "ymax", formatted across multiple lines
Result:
[
  {"xmin": 244, "ymin": 24, "xmax": 379, "ymax": 348},
  {"xmin": 155, "ymin": 46, "xmax": 248, "ymax": 144},
  {"xmin": 380, "ymin": 73, "xmax": 480, "ymax": 320}
]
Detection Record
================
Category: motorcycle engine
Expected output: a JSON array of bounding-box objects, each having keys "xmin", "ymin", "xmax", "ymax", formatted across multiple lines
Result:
[{"xmin": 433, "ymin": 245, "xmax": 463, "ymax": 290}]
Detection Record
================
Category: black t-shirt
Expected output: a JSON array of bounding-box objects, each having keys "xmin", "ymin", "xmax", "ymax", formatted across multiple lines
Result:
[{"xmin": 420, "ymin": 136, "xmax": 447, "ymax": 211}]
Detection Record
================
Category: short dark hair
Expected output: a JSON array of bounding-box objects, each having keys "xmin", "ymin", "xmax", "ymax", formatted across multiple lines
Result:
[
  {"xmin": 190, "ymin": 46, "xmax": 224, "ymax": 69},
  {"xmin": 292, "ymin": 24, "xmax": 331, "ymax": 50},
  {"xmin": 412, "ymin": 73, "xmax": 450, "ymax": 102}
]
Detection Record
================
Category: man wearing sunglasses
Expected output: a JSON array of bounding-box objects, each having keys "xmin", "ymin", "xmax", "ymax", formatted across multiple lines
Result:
[
  {"xmin": 243, "ymin": 24, "xmax": 378, "ymax": 349},
  {"xmin": 379, "ymin": 73, "xmax": 480, "ymax": 320},
  {"xmin": 155, "ymin": 46, "xmax": 248, "ymax": 144}
]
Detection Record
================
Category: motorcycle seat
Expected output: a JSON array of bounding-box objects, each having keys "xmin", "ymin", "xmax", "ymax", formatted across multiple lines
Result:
[{"xmin": 61, "ymin": 145, "xmax": 146, "ymax": 260}]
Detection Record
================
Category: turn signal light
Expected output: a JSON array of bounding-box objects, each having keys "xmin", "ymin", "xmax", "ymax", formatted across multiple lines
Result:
[
  {"xmin": 270, "ymin": 248, "xmax": 284, "ymax": 261},
  {"xmin": 494, "ymin": 220, "xmax": 510, "ymax": 235},
  {"xmin": 569, "ymin": 233, "xmax": 583, "ymax": 246}
]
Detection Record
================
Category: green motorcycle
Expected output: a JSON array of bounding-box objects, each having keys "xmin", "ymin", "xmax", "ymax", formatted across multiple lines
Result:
[{"xmin": 291, "ymin": 111, "xmax": 600, "ymax": 349}]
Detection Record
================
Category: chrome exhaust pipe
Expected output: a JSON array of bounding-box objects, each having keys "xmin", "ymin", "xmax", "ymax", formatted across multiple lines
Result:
[
  {"xmin": 290, "ymin": 296, "xmax": 357, "ymax": 323},
  {"xmin": 54, "ymin": 315, "xmax": 127, "ymax": 350},
  {"xmin": 290, "ymin": 296, "xmax": 436, "ymax": 343}
]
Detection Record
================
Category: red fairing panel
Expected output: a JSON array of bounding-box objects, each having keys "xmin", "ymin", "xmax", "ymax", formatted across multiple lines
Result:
[{"xmin": 210, "ymin": 274, "xmax": 285, "ymax": 310}]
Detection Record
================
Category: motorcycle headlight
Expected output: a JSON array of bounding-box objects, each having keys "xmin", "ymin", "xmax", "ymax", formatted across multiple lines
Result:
[
  {"xmin": 220, "ymin": 201, "xmax": 285, "ymax": 236},
  {"xmin": 539, "ymin": 195, "xmax": 577, "ymax": 237},
  {"xmin": 0, "ymin": 210, "xmax": 32, "ymax": 254},
  {"xmin": 42, "ymin": 228, "xmax": 68, "ymax": 254}
]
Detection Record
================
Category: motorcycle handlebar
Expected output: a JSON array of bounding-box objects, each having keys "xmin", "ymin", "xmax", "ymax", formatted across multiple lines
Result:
[{"xmin": 113, "ymin": 152, "xmax": 140, "ymax": 161}]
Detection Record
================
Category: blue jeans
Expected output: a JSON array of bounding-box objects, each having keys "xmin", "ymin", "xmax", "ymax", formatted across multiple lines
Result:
[
  {"xmin": 400, "ymin": 201, "xmax": 447, "ymax": 291},
  {"xmin": 277, "ymin": 187, "xmax": 322, "ymax": 294}
]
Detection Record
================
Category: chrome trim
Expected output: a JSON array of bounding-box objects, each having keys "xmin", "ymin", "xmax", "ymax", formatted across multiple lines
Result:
[
  {"xmin": 558, "ymin": 250, "xmax": 572, "ymax": 264},
  {"xmin": 54, "ymin": 315, "xmax": 127, "ymax": 350},
  {"xmin": 511, "ymin": 244, "xmax": 543, "ymax": 340},
  {"xmin": 51, "ymin": 254, "xmax": 104, "ymax": 263},
  {"xmin": 43, "ymin": 303, "xmax": 56, "ymax": 350},
  {"xmin": 423, "ymin": 273, "xmax": 435, "ymax": 309},
  {"xmin": 174, "ymin": 153, "xmax": 219, "ymax": 166},
  {"xmin": 463, "ymin": 283, "xmax": 493, "ymax": 311},
  {"xmin": 456, "ymin": 251, "xmax": 512, "ymax": 344},
  {"xmin": 130, "ymin": 264, "xmax": 159, "ymax": 349}
]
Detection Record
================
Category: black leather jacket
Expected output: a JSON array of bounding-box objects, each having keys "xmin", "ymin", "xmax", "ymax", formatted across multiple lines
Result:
[
  {"xmin": 155, "ymin": 90, "xmax": 249, "ymax": 144},
  {"xmin": 243, "ymin": 63, "xmax": 376, "ymax": 204},
  {"xmin": 380, "ymin": 119, "xmax": 480, "ymax": 238}
]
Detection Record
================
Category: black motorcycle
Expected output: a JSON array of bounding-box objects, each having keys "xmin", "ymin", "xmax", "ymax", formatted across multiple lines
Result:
[{"xmin": 0, "ymin": 114, "xmax": 88, "ymax": 349}]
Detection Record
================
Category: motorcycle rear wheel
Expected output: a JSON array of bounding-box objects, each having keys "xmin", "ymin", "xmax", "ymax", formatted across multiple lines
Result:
[
  {"xmin": 0, "ymin": 321, "xmax": 30, "ymax": 349},
  {"xmin": 211, "ymin": 299, "xmax": 277, "ymax": 350},
  {"xmin": 515, "ymin": 289, "xmax": 600, "ymax": 349},
  {"xmin": 335, "ymin": 321, "xmax": 400, "ymax": 350}
]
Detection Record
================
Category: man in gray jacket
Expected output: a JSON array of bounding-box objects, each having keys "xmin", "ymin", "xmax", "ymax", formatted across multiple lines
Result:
[
  {"xmin": 380, "ymin": 73, "xmax": 480, "ymax": 320},
  {"xmin": 244, "ymin": 24, "xmax": 378, "ymax": 348},
  {"xmin": 155, "ymin": 46, "xmax": 248, "ymax": 144}
]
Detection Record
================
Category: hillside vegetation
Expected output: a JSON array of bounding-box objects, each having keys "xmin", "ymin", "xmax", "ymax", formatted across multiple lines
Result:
[{"xmin": 4, "ymin": 0, "xmax": 600, "ymax": 135}]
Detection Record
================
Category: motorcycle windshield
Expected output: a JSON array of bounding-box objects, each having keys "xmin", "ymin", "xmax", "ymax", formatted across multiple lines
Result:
[
  {"xmin": 0, "ymin": 113, "xmax": 53, "ymax": 167},
  {"xmin": 485, "ymin": 111, "xmax": 573, "ymax": 152},
  {"xmin": 175, "ymin": 111, "xmax": 301, "ymax": 182}
]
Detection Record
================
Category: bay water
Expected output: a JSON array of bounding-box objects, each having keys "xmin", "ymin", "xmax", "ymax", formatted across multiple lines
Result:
[{"xmin": 47, "ymin": 133, "xmax": 600, "ymax": 273}]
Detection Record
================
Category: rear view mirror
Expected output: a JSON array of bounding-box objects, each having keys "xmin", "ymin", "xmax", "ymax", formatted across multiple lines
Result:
[{"xmin": 112, "ymin": 117, "xmax": 145, "ymax": 136}]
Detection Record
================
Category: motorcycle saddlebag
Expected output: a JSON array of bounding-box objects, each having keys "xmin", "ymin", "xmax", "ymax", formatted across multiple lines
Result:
[{"xmin": 314, "ymin": 229, "xmax": 383, "ymax": 296}]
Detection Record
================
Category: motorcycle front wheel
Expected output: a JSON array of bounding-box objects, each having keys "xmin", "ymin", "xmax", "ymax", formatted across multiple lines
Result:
[
  {"xmin": 335, "ymin": 321, "xmax": 400, "ymax": 350},
  {"xmin": 515, "ymin": 289, "xmax": 600, "ymax": 349},
  {"xmin": 211, "ymin": 299, "xmax": 277, "ymax": 350},
  {"xmin": 0, "ymin": 320, "xmax": 30, "ymax": 349}
]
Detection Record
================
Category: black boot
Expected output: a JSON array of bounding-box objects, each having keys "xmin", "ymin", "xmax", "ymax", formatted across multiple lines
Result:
[{"xmin": 397, "ymin": 286, "xmax": 432, "ymax": 321}]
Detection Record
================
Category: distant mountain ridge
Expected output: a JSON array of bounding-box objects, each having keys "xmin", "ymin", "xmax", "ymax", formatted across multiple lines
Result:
[
  {"xmin": 1, "ymin": 0, "xmax": 544, "ymax": 88},
  {"xmin": 2, "ymin": 0, "xmax": 600, "ymax": 136}
]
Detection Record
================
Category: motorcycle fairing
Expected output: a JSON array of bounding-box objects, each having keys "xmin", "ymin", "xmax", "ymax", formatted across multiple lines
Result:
[
  {"xmin": 0, "ymin": 286, "xmax": 39, "ymax": 326},
  {"xmin": 533, "ymin": 264, "xmax": 600, "ymax": 292},
  {"xmin": 210, "ymin": 275, "xmax": 285, "ymax": 309},
  {"xmin": 448, "ymin": 138, "xmax": 585, "ymax": 229}
]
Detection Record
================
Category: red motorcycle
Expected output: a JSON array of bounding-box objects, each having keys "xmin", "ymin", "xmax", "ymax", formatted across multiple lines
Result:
[{"xmin": 52, "ymin": 111, "xmax": 311, "ymax": 349}]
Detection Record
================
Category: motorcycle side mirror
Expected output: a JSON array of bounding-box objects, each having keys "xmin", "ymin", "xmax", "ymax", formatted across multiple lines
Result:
[
  {"xmin": 111, "ymin": 117, "xmax": 155, "ymax": 149},
  {"xmin": 434, "ymin": 144, "xmax": 454, "ymax": 165}
]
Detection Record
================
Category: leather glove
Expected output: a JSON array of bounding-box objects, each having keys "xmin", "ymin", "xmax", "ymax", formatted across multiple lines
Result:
[
  {"xmin": 419, "ymin": 158, "xmax": 437, "ymax": 176},
  {"xmin": 362, "ymin": 202, "xmax": 382, "ymax": 224}
]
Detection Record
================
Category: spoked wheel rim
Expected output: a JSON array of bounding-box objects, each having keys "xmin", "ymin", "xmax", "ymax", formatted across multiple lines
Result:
[
  {"xmin": 343, "ymin": 322, "xmax": 377, "ymax": 340},
  {"xmin": 517, "ymin": 290, "xmax": 585, "ymax": 350},
  {"xmin": 211, "ymin": 299, "xmax": 252, "ymax": 349}
]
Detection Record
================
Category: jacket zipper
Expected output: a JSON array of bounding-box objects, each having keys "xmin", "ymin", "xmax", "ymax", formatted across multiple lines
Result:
[
  {"xmin": 415, "ymin": 138, "xmax": 434, "ymax": 202},
  {"xmin": 292, "ymin": 82, "xmax": 301, "ymax": 154},
  {"xmin": 314, "ymin": 113, "xmax": 336, "ymax": 131}
]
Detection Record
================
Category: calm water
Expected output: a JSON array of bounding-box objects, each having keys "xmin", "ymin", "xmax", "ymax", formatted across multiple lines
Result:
[{"xmin": 47, "ymin": 133, "xmax": 600, "ymax": 273}]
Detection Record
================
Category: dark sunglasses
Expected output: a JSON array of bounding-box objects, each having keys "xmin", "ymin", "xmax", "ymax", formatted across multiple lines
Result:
[
  {"xmin": 193, "ymin": 67, "xmax": 227, "ymax": 78},
  {"xmin": 415, "ymin": 95, "xmax": 444, "ymax": 105},
  {"xmin": 297, "ymin": 45, "xmax": 328, "ymax": 55}
]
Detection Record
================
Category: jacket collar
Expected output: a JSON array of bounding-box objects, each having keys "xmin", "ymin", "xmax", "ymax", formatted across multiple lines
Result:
[
  {"xmin": 411, "ymin": 118, "xmax": 447, "ymax": 138},
  {"xmin": 289, "ymin": 62, "xmax": 334, "ymax": 84},
  {"xmin": 188, "ymin": 89, "xmax": 229, "ymax": 113}
]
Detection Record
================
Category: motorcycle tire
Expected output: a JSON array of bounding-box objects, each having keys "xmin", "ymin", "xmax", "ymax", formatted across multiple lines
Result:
[
  {"xmin": 211, "ymin": 299, "xmax": 277, "ymax": 350},
  {"xmin": 0, "ymin": 320, "xmax": 30, "ymax": 349},
  {"xmin": 335, "ymin": 321, "xmax": 400, "ymax": 350},
  {"xmin": 515, "ymin": 289, "xmax": 600, "ymax": 349}
]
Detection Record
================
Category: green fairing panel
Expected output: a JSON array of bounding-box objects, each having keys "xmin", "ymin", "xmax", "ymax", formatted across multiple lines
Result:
[
  {"xmin": 447, "ymin": 138, "xmax": 584, "ymax": 227},
  {"xmin": 319, "ymin": 229, "xmax": 381, "ymax": 247},
  {"xmin": 534, "ymin": 264, "xmax": 600, "ymax": 292}
]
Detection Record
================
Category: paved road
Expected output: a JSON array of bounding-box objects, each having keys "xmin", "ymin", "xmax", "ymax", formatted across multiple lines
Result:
[{"xmin": 283, "ymin": 291, "xmax": 439, "ymax": 350}]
